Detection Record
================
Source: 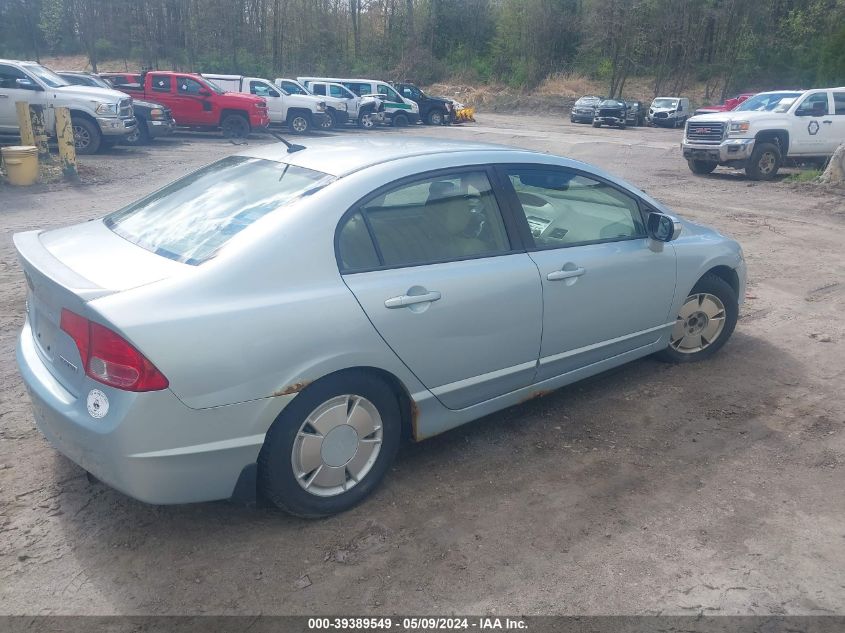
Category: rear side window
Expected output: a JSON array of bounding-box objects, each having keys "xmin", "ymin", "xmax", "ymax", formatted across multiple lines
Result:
[
  {"xmin": 151, "ymin": 75, "xmax": 172, "ymax": 92},
  {"xmin": 105, "ymin": 157, "xmax": 334, "ymax": 265},
  {"xmin": 338, "ymin": 170, "xmax": 511, "ymax": 271}
]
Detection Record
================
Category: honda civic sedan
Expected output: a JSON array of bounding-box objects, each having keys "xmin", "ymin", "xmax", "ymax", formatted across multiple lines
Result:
[{"xmin": 15, "ymin": 137, "xmax": 745, "ymax": 517}]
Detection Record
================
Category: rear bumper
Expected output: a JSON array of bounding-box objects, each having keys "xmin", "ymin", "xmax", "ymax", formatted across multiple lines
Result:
[{"xmin": 16, "ymin": 319, "xmax": 286, "ymax": 505}]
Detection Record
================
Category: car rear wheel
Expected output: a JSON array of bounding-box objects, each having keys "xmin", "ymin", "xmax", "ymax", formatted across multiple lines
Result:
[
  {"xmin": 71, "ymin": 117, "xmax": 101, "ymax": 154},
  {"xmin": 221, "ymin": 114, "xmax": 250, "ymax": 139},
  {"xmin": 688, "ymin": 159, "xmax": 718, "ymax": 175},
  {"xmin": 258, "ymin": 372, "xmax": 401, "ymax": 518},
  {"xmin": 745, "ymin": 142, "xmax": 781, "ymax": 180},
  {"xmin": 656, "ymin": 273, "xmax": 738, "ymax": 363}
]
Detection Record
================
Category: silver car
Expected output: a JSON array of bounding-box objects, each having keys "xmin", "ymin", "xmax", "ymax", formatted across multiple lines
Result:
[{"xmin": 15, "ymin": 137, "xmax": 746, "ymax": 517}]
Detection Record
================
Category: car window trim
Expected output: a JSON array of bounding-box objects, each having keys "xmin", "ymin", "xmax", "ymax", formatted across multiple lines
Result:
[
  {"xmin": 492, "ymin": 163, "xmax": 650, "ymax": 251},
  {"xmin": 335, "ymin": 164, "xmax": 529, "ymax": 274}
]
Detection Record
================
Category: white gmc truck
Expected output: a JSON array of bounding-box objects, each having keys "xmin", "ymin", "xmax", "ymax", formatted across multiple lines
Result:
[
  {"xmin": 682, "ymin": 88, "xmax": 845, "ymax": 180},
  {"xmin": 0, "ymin": 59, "xmax": 136, "ymax": 154}
]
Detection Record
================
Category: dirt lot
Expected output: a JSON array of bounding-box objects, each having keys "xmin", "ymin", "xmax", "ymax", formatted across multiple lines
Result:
[{"xmin": 1, "ymin": 115, "xmax": 843, "ymax": 616}]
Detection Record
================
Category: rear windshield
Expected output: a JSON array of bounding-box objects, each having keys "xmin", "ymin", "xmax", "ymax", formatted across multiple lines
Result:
[{"xmin": 104, "ymin": 156, "xmax": 333, "ymax": 265}]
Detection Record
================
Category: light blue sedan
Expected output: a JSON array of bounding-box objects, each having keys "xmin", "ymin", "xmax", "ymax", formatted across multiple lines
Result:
[{"xmin": 15, "ymin": 137, "xmax": 745, "ymax": 517}]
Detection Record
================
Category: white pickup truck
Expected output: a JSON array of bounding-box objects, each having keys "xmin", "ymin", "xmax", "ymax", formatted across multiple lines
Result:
[
  {"xmin": 682, "ymin": 88, "xmax": 845, "ymax": 180},
  {"xmin": 275, "ymin": 78, "xmax": 384, "ymax": 128},
  {"xmin": 0, "ymin": 59, "xmax": 137, "ymax": 154},
  {"xmin": 202, "ymin": 74, "xmax": 335, "ymax": 133}
]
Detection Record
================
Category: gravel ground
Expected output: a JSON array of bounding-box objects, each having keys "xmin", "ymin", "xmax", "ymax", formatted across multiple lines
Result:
[{"xmin": 0, "ymin": 116, "xmax": 843, "ymax": 616}]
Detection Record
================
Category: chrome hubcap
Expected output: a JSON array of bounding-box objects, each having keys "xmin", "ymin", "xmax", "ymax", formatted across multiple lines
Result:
[
  {"xmin": 670, "ymin": 293, "xmax": 726, "ymax": 354},
  {"xmin": 292, "ymin": 117, "xmax": 307, "ymax": 132},
  {"xmin": 292, "ymin": 395, "xmax": 382, "ymax": 497},
  {"xmin": 759, "ymin": 152, "xmax": 776, "ymax": 174},
  {"xmin": 361, "ymin": 115, "xmax": 373, "ymax": 128}
]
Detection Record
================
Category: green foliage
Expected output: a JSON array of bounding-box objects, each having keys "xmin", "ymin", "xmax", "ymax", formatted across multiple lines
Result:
[{"xmin": 0, "ymin": 0, "xmax": 843, "ymax": 93}]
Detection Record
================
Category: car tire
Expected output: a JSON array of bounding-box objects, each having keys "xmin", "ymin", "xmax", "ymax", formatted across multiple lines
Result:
[
  {"xmin": 258, "ymin": 371, "xmax": 402, "ymax": 518},
  {"xmin": 320, "ymin": 111, "xmax": 336, "ymax": 131},
  {"xmin": 745, "ymin": 142, "xmax": 781, "ymax": 180},
  {"xmin": 655, "ymin": 273, "xmax": 738, "ymax": 364},
  {"xmin": 357, "ymin": 110, "xmax": 376, "ymax": 129},
  {"xmin": 592, "ymin": 121, "xmax": 601, "ymax": 128},
  {"xmin": 124, "ymin": 118, "xmax": 150, "ymax": 145},
  {"xmin": 392, "ymin": 113, "xmax": 410, "ymax": 127},
  {"xmin": 687, "ymin": 159, "xmax": 718, "ymax": 175},
  {"xmin": 619, "ymin": 123, "xmax": 626, "ymax": 130},
  {"xmin": 426, "ymin": 109, "xmax": 445, "ymax": 126},
  {"xmin": 221, "ymin": 114, "xmax": 250, "ymax": 139},
  {"xmin": 71, "ymin": 116, "xmax": 101, "ymax": 155},
  {"xmin": 287, "ymin": 112, "xmax": 311, "ymax": 134}
]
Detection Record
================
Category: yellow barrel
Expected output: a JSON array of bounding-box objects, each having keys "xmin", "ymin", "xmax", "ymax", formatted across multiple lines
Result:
[{"xmin": 1, "ymin": 145, "xmax": 39, "ymax": 186}]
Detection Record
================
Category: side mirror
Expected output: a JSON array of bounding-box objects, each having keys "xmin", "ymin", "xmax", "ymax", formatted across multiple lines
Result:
[
  {"xmin": 15, "ymin": 78, "xmax": 41, "ymax": 91},
  {"xmin": 647, "ymin": 212, "xmax": 682, "ymax": 242}
]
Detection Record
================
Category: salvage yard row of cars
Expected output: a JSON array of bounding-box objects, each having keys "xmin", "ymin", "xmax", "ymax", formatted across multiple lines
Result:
[
  {"xmin": 0, "ymin": 58, "xmax": 466, "ymax": 154},
  {"xmin": 573, "ymin": 89, "xmax": 845, "ymax": 180}
]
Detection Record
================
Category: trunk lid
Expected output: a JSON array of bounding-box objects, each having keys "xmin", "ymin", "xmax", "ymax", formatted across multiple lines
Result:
[{"xmin": 14, "ymin": 223, "xmax": 188, "ymax": 397}]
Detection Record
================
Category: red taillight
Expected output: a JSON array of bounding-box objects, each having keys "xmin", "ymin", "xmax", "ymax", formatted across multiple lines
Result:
[{"xmin": 60, "ymin": 309, "xmax": 168, "ymax": 392}]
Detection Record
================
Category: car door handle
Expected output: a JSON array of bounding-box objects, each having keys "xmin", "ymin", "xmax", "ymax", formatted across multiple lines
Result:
[
  {"xmin": 822, "ymin": 120, "xmax": 832, "ymax": 124},
  {"xmin": 547, "ymin": 267, "xmax": 586, "ymax": 281},
  {"xmin": 384, "ymin": 290, "xmax": 441, "ymax": 308}
]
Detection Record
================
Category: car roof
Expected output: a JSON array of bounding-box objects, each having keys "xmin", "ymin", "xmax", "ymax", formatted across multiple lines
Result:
[{"xmin": 238, "ymin": 137, "xmax": 530, "ymax": 177}]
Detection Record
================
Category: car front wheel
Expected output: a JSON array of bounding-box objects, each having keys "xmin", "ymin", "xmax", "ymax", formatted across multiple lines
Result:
[
  {"xmin": 71, "ymin": 116, "xmax": 102, "ymax": 154},
  {"xmin": 656, "ymin": 273, "xmax": 738, "ymax": 363},
  {"xmin": 258, "ymin": 372, "xmax": 401, "ymax": 517}
]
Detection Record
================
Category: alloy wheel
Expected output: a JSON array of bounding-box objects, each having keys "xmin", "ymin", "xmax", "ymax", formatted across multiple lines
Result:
[
  {"xmin": 758, "ymin": 151, "xmax": 777, "ymax": 175},
  {"xmin": 291, "ymin": 116, "xmax": 308, "ymax": 133},
  {"xmin": 72, "ymin": 124, "xmax": 91, "ymax": 151}
]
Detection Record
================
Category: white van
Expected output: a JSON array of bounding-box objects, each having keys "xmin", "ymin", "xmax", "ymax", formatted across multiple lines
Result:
[
  {"xmin": 297, "ymin": 77, "xmax": 420, "ymax": 126},
  {"xmin": 202, "ymin": 74, "xmax": 335, "ymax": 132},
  {"xmin": 648, "ymin": 97, "xmax": 691, "ymax": 128}
]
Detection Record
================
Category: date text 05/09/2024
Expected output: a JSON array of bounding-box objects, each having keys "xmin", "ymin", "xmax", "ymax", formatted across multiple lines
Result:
[{"xmin": 307, "ymin": 617, "xmax": 529, "ymax": 630}]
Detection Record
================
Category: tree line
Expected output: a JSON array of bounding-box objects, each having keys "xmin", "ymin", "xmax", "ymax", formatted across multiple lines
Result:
[{"xmin": 2, "ymin": 0, "xmax": 844, "ymax": 101}]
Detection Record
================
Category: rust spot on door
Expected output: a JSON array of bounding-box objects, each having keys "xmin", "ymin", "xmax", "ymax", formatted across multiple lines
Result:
[{"xmin": 520, "ymin": 390, "xmax": 553, "ymax": 404}]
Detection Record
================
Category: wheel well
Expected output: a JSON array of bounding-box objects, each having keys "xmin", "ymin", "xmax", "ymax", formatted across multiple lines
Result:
[
  {"xmin": 755, "ymin": 129, "xmax": 789, "ymax": 155},
  {"xmin": 294, "ymin": 367, "xmax": 416, "ymax": 442},
  {"xmin": 287, "ymin": 108, "xmax": 312, "ymax": 120},
  {"xmin": 220, "ymin": 109, "xmax": 248, "ymax": 124},
  {"xmin": 69, "ymin": 110, "xmax": 98, "ymax": 128},
  {"xmin": 703, "ymin": 265, "xmax": 740, "ymax": 297}
]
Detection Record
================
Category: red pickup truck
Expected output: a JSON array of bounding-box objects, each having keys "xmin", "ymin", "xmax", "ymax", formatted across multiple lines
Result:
[
  {"xmin": 694, "ymin": 93, "xmax": 755, "ymax": 116},
  {"xmin": 101, "ymin": 71, "xmax": 269, "ymax": 137}
]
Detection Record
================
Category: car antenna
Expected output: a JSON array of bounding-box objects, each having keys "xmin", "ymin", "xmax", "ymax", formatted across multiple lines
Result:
[{"xmin": 270, "ymin": 131, "xmax": 305, "ymax": 153}]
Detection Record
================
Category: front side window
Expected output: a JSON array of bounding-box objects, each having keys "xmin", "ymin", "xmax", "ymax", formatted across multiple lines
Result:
[
  {"xmin": 338, "ymin": 170, "xmax": 511, "ymax": 270},
  {"xmin": 378, "ymin": 85, "xmax": 402, "ymax": 102},
  {"xmin": 105, "ymin": 157, "xmax": 334, "ymax": 265},
  {"xmin": 329, "ymin": 85, "xmax": 349, "ymax": 98},
  {"xmin": 834, "ymin": 92, "xmax": 845, "ymax": 115},
  {"xmin": 282, "ymin": 81, "xmax": 306, "ymax": 95},
  {"xmin": 795, "ymin": 92, "xmax": 830, "ymax": 116},
  {"xmin": 312, "ymin": 84, "xmax": 326, "ymax": 96},
  {"xmin": 151, "ymin": 75, "xmax": 172, "ymax": 92},
  {"xmin": 250, "ymin": 80, "xmax": 278, "ymax": 97},
  {"xmin": 178, "ymin": 77, "xmax": 205, "ymax": 95},
  {"xmin": 506, "ymin": 168, "xmax": 645, "ymax": 248}
]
